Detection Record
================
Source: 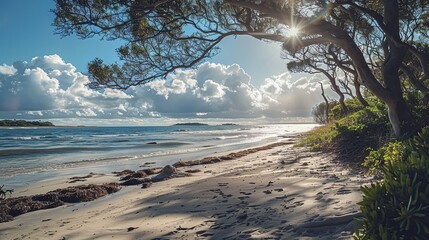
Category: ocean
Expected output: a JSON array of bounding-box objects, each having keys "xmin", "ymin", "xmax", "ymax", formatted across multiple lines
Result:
[{"xmin": 0, "ymin": 124, "xmax": 317, "ymax": 189}]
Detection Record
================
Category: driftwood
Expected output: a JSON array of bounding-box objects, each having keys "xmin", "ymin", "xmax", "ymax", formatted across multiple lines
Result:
[{"xmin": 173, "ymin": 141, "xmax": 293, "ymax": 168}]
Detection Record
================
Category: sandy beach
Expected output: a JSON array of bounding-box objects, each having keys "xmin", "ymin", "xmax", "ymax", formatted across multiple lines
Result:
[{"xmin": 0, "ymin": 135, "xmax": 371, "ymax": 239}]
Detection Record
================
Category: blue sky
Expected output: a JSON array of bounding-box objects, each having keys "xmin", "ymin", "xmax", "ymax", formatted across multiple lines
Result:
[
  {"xmin": 0, "ymin": 1, "xmax": 121, "ymax": 74},
  {"xmin": 0, "ymin": 0, "xmax": 294, "ymax": 86},
  {"xmin": 0, "ymin": 1, "xmax": 325, "ymax": 125}
]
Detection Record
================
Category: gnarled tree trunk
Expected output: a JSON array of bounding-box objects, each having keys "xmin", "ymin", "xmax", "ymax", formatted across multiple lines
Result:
[{"xmin": 353, "ymin": 77, "xmax": 369, "ymax": 107}]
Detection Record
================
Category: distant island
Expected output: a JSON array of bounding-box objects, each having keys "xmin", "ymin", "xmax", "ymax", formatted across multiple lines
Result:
[
  {"xmin": 173, "ymin": 123, "xmax": 208, "ymax": 126},
  {"xmin": 0, "ymin": 120, "xmax": 55, "ymax": 127}
]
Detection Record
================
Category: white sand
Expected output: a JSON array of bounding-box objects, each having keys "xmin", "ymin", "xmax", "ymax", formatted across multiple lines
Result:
[{"xmin": 0, "ymin": 137, "xmax": 371, "ymax": 239}]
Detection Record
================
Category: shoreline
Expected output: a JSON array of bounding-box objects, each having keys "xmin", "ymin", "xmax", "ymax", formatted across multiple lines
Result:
[
  {"xmin": 1, "ymin": 123, "xmax": 319, "ymax": 189},
  {"xmin": 0, "ymin": 134, "xmax": 371, "ymax": 239}
]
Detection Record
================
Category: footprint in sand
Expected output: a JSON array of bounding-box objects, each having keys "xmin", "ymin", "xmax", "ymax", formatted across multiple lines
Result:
[
  {"xmin": 238, "ymin": 196, "xmax": 250, "ymax": 200},
  {"xmin": 315, "ymin": 192, "xmax": 324, "ymax": 200},
  {"xmin": 336, "ymin": 188, "xmax": 352, "ymax": 195},
  {"xmin": 239, "ymin": 191, "xmax": 252, "ymax": 195},
  {"xmin": 284, "ymin": 200, "xmax": 304, "ymax": 209},
  {"xmin": 276, "ymin": 195, "xmax": 289, "ymax": 200}
]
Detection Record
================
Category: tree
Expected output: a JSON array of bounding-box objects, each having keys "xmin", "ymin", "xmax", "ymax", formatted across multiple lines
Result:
[
  {"xmin": 53, "ymin": 0, "xmax": 429, "ymax": 138},
  {"xmin": 311, "ymin": 82, "xmax": 335, "ymax": 124},
  {"xmin": 286, "ymin": 44, "xmax": 352, "ymax": 115}
]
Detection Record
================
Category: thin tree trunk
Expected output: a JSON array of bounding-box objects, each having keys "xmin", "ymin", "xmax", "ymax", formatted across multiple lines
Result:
[
  {"xmin": 320, "ymin": 82, "xmax": 329, "ymax": 123},
  {"xmin": 354, "ymin": 78, "xmax": 369, "ymax": 107},
  {"xmin": 318, "ymin": 69, "xmax": 349, "ymax": 115}
]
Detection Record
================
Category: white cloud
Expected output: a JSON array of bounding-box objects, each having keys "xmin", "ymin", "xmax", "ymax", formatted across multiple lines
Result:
[
  {"xmin": 26, "ymin": 111, "xmax": 43, "ymax": 116},
  {"xmin": 197, "ymin": 80, "xmax": 226, "ymax": 101},
  {"xmin": 76, "ymin": 108, "xmax": 97, "ymax": 117},
  {"xmin": 0, "ymin": 54, "xmax": 334, "ymax": 122},
  {"xmin": 0, "ymin": 64, "xmax": 17, "ymax": 76}
]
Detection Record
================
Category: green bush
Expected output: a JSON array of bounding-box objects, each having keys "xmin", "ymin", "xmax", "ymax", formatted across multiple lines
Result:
[
  {"xmin": 329, "ymin": 98, "xmax": 366, "ymax": 121},
  {"xmin": 298, "ymin": 102, "xmax": 390, "ymax": 162},
  {"xmin": 355, "ymin": 127, "xmax": 429, "ymax": 239},
  {"xmin": 312, "ymin": 101, "xmax": 337, "ymax": 124},
  {"xmin": 404, "ymin": 91, "xmax": 429, "ymax": 127},
  {"xmin": 363, "ymin": 141, "xmax": 408, "ymax": 178},
  {"xmin": 295, "ymin": 122, "xmax": 337, "ymax": 151}
]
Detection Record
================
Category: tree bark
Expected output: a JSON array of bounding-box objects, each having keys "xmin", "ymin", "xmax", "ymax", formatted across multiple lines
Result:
[
  {"xmin": 386, "ymin": 97, "xmax": 417, "ymax": 138},
  {"xmin": 320, "ymin": 82, "xmax": 329, "ymax": 123},
  {"xmin": 354, "ymin": 79, "xmax": 369, "ymax": 107},
  {"xmin": 381, "ymin": 0, "xmax": 417, "ymax": 137}
]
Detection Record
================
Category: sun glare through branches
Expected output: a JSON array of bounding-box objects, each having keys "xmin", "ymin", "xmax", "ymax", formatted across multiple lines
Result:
[{"xmin": 289, "ymin": 27, "xmax": 300, "ymax": 37}]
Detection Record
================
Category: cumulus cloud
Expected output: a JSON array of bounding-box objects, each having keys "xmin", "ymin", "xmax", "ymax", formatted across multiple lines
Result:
[
  {"xmin": 0, "ymin": 55, "xmax": 333, "ymax": 122},
  {"xmin": 0, "ymin": 64, "xmax": 17, "ymax": 76}
]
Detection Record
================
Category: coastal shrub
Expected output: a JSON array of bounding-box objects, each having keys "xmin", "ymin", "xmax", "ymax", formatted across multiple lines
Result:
[
  {"xmin": 406, "ymin": 91, "xmax": 429, "ymax": 127},
  {"xmin": 329, "ymin": 98, "xmax": 366, "ymax": 121},
  {"xmin": 363, "ymin": 141, "xmax": 408, "ymax": 178},
  {"xmin": 296, "ymin": 122, "xmax": 336, "ymax": 151},
  {"xmin": 311, "ymin": 101, "xmax": 337, "ymax": 124},
  {"xmin": 298, "ymin": 103, "xmax": 390, "ymax": 163},
  {"xmin": 355, "ymin": 127, "xmax": 429, "ymax": 239}
]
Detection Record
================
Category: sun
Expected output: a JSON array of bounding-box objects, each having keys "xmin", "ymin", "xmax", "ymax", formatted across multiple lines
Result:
[{"xmin": 289, "ymin": 27, "xmax": 300, "ymax": 37}]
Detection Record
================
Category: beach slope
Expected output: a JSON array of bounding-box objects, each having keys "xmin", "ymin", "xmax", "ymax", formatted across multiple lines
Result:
[{"xmin": 0, "ymin": 137, "xmax": 370, "ymax": 239}]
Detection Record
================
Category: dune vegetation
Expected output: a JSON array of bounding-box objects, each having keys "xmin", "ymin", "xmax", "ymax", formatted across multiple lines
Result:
[{"xmin": 299, "ymin": 92, "xmax": 429, "ymax": 239}]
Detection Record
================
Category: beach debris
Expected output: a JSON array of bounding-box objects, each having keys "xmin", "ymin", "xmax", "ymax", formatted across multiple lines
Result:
[
  {"xmin": 150, "ymin": 165, "xmax": 190, "ymax": 182},
  {"xmin": 141, "ymin": 182, "xmax": 152, "ymax": 188},
  {"xmin": 118, "ymin": 167, "xmax": 163, "ymax": 185},
  {"xmin": 0, "ymin": 185, "xmax": 14, "ymax": 200},
  {"xmin": 172, "ymin": 141, "xmax": 293, "ymax": 168},
  {"xmin": 185, "ymin": 169, "xmax": 202, "ymax": 173},
  {"xmin": 140, "ymin": 161, "xmax": 156, "ymax": 167},
  {"xmin": 120, "ymin": 170, "xmax": 148, "ymax": 181},
  {"xmin": 127, "ymin": 227, "xmax": 139, "ymax": 232},
  {"xmin": 121, "ymin": 178, "xmax": 146, "ymax": 186},
  {"xmin": 120, "ymin": 165, "xmax": 189, "ymax": 186},
  {"xmin": 177, "ymin": 225, "xmax": 197, "ymax": 231},
  {"xmin": 119, "ymin": 167, "xmax": 162, "ymax": 186},
  {"xmin": 68, "ymin": 173, "xmax": 94, "ymax": 183},
  {"xmin": 51, "ymin": 183, "xmax": 120, "ymax": 203},
  {"xmin": 112, "ymin": 169, "xmax": 134, "ymax": 176},
  {"xmin": 0, "ymin": 183, "xmax": 120, "ymax": 223},
  {"xmin": 141, "ymin": 167, "xmax": 162, "ymax": 175}
]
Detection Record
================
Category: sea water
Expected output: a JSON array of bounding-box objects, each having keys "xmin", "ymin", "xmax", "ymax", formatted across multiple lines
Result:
[{"xmin": 0, "ymin": 124, "xmax": 317, "ymax": 188}]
